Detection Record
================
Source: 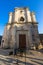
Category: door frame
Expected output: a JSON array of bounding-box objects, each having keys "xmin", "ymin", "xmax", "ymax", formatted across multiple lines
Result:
[{"xmin": 16, "ymin": 31, "xmax": 28, "ymax": 49}]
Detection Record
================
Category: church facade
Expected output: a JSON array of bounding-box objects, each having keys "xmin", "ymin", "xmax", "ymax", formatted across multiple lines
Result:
[{"xmin": 1, "ymin": 7, "xmax": 40, "ymax": 49}]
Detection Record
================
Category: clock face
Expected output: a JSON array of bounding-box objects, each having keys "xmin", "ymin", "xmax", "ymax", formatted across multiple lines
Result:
[{"xmin": 20, "ymin": 17, "xmax": 24, "ymax": 21}]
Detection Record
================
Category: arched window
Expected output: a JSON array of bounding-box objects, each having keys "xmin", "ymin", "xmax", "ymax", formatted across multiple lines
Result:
[
  {"xmin": 2, "ymin": 40, "xmax": 4, "ymax": 43},
  {"xmin": 20, "ymin": 17, "xmax": 24, "ymax": 21}
]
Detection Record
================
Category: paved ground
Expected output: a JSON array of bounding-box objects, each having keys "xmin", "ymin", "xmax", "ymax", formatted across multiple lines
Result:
[{"xmin": 0, "ymin": 48, "xmax": 43, "ymax": 65}]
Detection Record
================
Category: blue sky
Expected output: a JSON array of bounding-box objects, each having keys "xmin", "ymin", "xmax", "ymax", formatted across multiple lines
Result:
[{"xmin": 0, "ymin": 0, "xmax": 43, "ymax": 35}]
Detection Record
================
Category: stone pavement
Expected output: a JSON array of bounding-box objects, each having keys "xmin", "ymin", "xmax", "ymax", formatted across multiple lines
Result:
[{"xmin": 0, "ymin": 48, "xmax": 43, "ymax": 65}]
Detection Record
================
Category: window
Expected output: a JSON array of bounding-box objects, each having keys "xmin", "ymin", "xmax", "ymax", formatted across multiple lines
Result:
[
  {"xmin": 2, "ymin": 40, "xmax": 4, "ymax": 43},
  {"xmin": 20, "ymin": 17, "xmax": 24, "ymax": 21}
]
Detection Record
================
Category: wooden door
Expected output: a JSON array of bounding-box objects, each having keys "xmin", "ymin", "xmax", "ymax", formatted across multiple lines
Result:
[{"xmin": 19, "ymin": 34, "xmax": 26, "ymax": 49}]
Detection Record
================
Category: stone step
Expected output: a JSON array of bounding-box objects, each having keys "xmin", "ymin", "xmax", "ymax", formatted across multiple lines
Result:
[{"xmin": 0, "ymin": 49, "xmax": 13, "ymax": 56}]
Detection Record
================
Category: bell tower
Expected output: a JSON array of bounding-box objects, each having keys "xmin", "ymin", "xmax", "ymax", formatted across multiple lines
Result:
[{"xmin": 14, "ymin": 7, "xmax": 32, "ymax": 23}]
